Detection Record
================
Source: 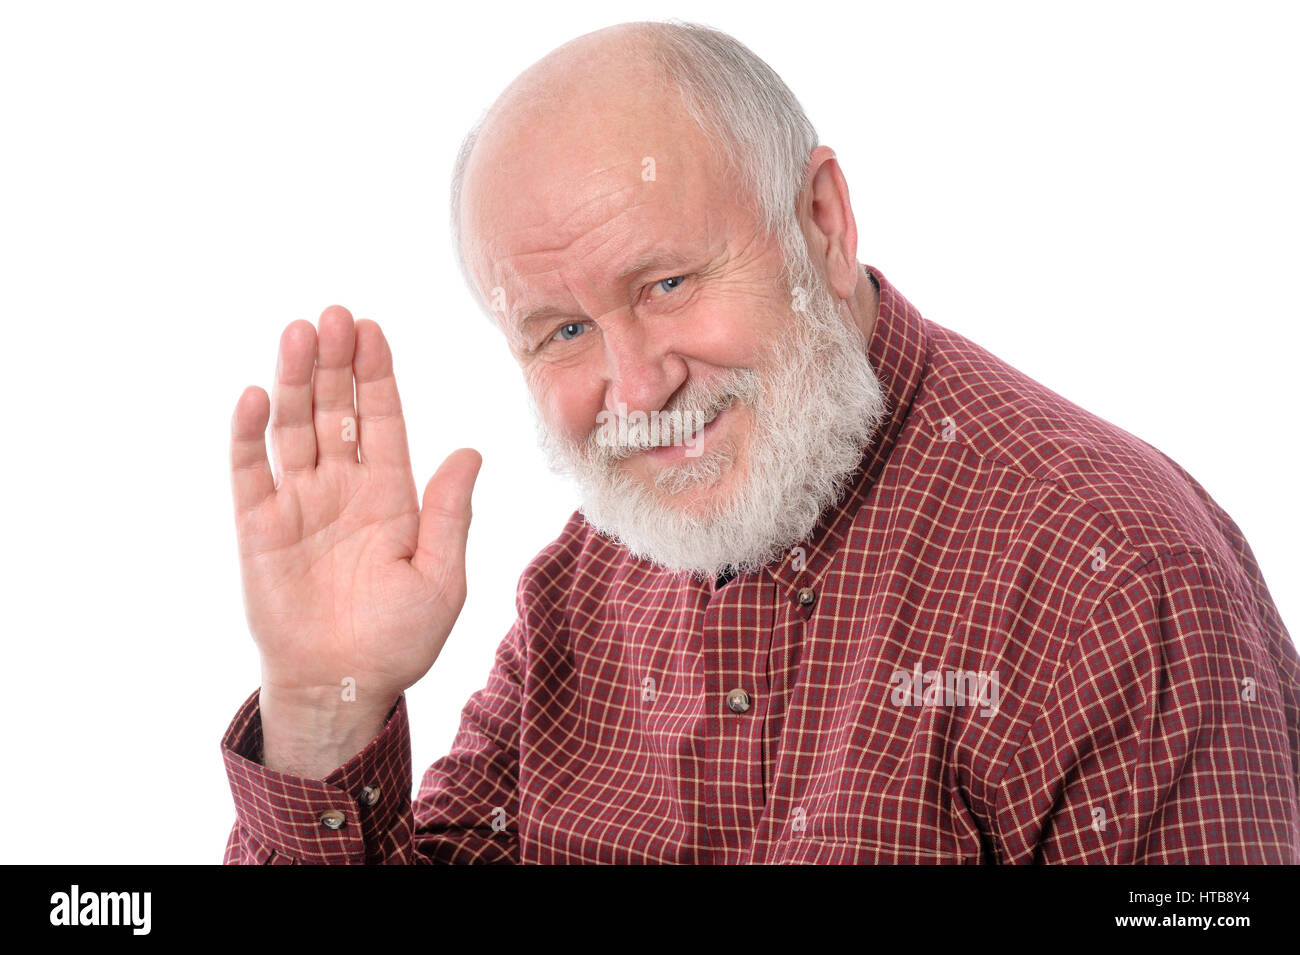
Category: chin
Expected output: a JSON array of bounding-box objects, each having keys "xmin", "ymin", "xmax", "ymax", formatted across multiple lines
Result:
[
  {"xmin": 659, "ymin": 478, "xmax": 731, "ymax": 516},
  {"xmin": 654, "ymin": 454, "xmax": 748, "ymax": 518}
]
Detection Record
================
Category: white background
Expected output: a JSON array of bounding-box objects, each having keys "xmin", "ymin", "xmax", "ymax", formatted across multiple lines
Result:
[{"xmin": 1, "ymin": 0, "xmax": 1294, "ymax": 863}]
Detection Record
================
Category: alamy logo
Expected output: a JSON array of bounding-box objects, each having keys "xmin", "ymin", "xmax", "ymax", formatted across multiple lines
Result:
[
  {"xmin": 889, "ymin": 664, "xmax": 1000, "ymax": 717},
  {"xmin": 594, "ymin": 401, "xmax": 708, "ymax": 457},
  {"xmin": 49, "ymin": 885, "xmax": 151, "ymax": 935}
]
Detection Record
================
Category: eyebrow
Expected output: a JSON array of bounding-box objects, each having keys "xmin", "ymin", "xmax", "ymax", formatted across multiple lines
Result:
[{"xmin": 507, "ymin": 248, "xmax": 695, "ymax": 331}]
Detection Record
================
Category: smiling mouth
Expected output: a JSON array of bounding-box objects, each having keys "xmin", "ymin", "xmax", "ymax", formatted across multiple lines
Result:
[
  {"xmin": 593, "ymin": 391, "xmax": 742, "ymax": 464},
  {"xmin": 642, "ymin": 397, "xmax": 739, "ymax": 462},
  {"xmin": 654, "ymin": 394, "xmax": 734, "ymax": 447}
]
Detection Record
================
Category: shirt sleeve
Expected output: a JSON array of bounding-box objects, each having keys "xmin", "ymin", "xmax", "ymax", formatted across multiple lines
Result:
[
  {"xmin": 992, "ymin": 548, "xmax": 1300, "ymax": 864},
  {"xmin": 221, "ymin": 619, "xmax": 526, "ymax": 864}
]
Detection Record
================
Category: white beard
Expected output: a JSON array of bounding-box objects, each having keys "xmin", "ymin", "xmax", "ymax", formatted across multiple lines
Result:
[{"xmin": 535, "ymin": 249, "xmax": 888, "ymax": 581}]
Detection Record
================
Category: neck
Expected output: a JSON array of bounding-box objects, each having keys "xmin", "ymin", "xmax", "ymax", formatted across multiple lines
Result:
[{"xmin": 847, "ymin": 263, "xmax": 880, "ymax": 345}]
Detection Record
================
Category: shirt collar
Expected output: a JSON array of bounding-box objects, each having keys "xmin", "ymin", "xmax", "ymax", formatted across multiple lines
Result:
[{"xmin": 717, "ymin": 262, "xmax": 929, "ymax": 605}]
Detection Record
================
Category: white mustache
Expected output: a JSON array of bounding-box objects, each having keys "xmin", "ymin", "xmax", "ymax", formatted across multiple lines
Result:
[{"xmin": 589, "ymin": 379, "xmax": 754, "ymax": 462}]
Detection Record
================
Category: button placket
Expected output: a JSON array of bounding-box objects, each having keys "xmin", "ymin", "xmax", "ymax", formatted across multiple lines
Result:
[{"xmin": 698, "ymin": 569, "xmax": 771, "ymax": 857}]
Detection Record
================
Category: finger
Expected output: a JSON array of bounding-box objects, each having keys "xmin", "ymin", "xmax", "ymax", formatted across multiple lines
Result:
[
  {"xmin": 269, "ymin": 320, "xmax": 318, "ymax": 480},
  {"xmin": 353, "ymin": 319, "xmax": 410, "ymax": 471},
  {"xmin": 412, "ymin": 448, "xmax": 483, "ymax": 590},
  {"xmin": 231, "ymin": 385, "xmax": 275, "ymax": 512},
  {"xmin": 312, "ymin": 305, "xmax": 360, "ymax": 465}
]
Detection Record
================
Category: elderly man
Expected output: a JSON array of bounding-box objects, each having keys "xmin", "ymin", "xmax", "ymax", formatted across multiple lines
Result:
[{"xmin": 221, "ymin": 20, "xmax": 1299, "ymax": 864}]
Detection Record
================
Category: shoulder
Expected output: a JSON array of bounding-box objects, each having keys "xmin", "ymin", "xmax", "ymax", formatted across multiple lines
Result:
[{"xmin": 915, "ymin": 318, "xmax": 1228, "ymax": 568}]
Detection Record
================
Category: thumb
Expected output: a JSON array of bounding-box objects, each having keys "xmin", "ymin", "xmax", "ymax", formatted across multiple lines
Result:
[{"xmin": 412, "ymin": 447, "xmax": 482, "ymax": 587}]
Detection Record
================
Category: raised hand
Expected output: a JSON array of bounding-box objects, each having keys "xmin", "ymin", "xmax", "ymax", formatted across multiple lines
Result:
[{"xmin": 229, "ymin": 305, "xmax": 480, "ymax": 774}]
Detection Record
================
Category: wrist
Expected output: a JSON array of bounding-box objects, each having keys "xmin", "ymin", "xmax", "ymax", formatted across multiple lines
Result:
[
  {"xmin": 258, "ymin": 683, "xmax": 398, "ymax": 777},
  {"xmin": 259, "ymin": 672, "xmax": 400, "ymax": 717}
]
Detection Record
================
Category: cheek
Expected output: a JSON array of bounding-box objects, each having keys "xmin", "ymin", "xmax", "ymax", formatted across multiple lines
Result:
[
  {"xmin": 687, "ymin": 292, "xmax": 787, "ymax": 368},
  {"xmin": 530, "ymin": 366, "xmax": 605, "ymax": 442}
]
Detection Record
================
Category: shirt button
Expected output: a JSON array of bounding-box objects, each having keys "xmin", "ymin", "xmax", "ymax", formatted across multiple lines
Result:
[
  {"xmin": 319, "ymin": 809, "xmax": 347, "ymax": 830},
  {"xmin": 726, "ymin": 688, "xmax": 752, "ymax": 713},
  {"xmin": 360, "ymin": 785, "xmax": 381, "ymax": 807},
  {"xmin": 797, "ymin": 587, "xmax": 816, "ymax": 606}
]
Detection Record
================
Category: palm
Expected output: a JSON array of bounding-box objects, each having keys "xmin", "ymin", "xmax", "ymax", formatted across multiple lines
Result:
[{"xmin": 230, "ymin": 308, "xmax": 480, "ymax": 709}]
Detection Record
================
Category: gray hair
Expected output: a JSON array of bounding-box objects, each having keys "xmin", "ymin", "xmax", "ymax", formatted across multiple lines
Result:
[{"xmin": 449, "ymin": 19, "xmax": 821, "ymax": 310}]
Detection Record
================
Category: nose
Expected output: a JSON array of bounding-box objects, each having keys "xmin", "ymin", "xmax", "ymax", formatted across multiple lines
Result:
[{"xmin": 599, "ymin": 314, "xmax": 687, "ymax": 419}]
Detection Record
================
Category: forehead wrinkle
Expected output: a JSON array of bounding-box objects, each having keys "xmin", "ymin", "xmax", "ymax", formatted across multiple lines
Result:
[
  {"xmin": 567, "ymin": 191, "xmax": 695, "ymax": 277},
  {"xmin": 498, "ymin": 195, "xmax": 685, "ymax": 327},
  {"xmin": 482, "ymin": 179, "xmax": 638, "ymax": 292},
  {"xmin": 481, "ymin": 160, "xmax": 642, "ymax": 261},
  {"xmin": 577, "ymin": 156, "xmax": 645, "ymax": 182},
  {"xmin": 509, "ymin": 241, "xmax": 691, "ymax": 329},
  {"xmin": 475, "ymin": 124, "xmax": 690, "ymax": 274},
  {"xmin": 497, "ymin": 183, "xmax": 729, "ymax": 311}
]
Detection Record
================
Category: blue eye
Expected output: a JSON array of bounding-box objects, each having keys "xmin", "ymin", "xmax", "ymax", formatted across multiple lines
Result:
[
  {"xmin": 656, "ymin": 276, "xmax": 687, "ymax": 294},
  {"xmin": 551, "ymin": 321, "xmax": 587, "ymax": 342}
]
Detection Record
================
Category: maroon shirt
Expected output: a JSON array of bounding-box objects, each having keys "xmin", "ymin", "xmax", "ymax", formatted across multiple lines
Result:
[{"xmin": 221, "ymin": 264, "xmax": 1300, "ymax": 863}]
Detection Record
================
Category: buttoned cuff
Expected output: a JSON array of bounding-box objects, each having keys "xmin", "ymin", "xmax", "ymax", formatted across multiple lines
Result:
[{"xmin": 221, "ymin": 687, "xmax": 412, "ymax": 864}]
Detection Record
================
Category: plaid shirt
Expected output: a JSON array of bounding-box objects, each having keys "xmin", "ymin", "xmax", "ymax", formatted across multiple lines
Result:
[{"xmin": 221, "ymin": 264, "xmax": 1300, "ymax": 864}]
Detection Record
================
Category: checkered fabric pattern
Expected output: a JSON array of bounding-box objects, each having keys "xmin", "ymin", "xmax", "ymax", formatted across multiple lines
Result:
[{"xmin": 222, "ymin": 264, "xmax": 1299, "ymax": 863}]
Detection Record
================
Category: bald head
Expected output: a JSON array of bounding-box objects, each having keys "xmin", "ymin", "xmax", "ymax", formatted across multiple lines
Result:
[
  {"xmin": 475, "ymin": 22, "xmax": 665, "ymax": 138},
  {"xmin": 449, "ymin": 20, "xmax": 831, "ymax": 313},
  {"xmin": 456, "ymin": 23, "xmax": 735, "ymax": 321}
]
